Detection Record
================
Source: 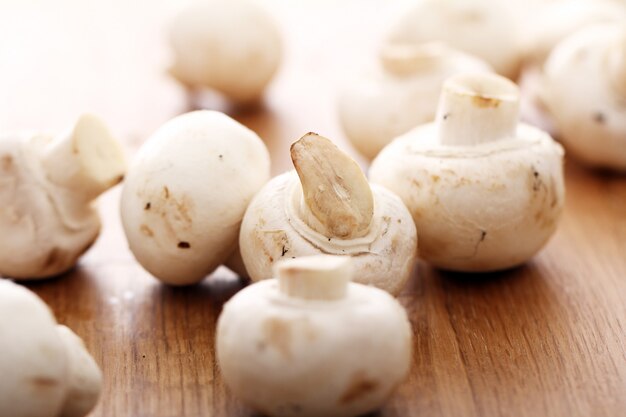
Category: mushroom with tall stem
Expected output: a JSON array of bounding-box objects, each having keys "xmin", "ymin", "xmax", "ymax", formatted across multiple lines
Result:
[
  {"xmin": 0, "ymin": 115, "xmax": 125, "ymax": 279},
  {"xmin": 239, "ymin": 133, "xmax": 417, "ymax": 296},
  {"xmin": 370, "ymin": 73, "xmax": 565, "ymax": 272}
]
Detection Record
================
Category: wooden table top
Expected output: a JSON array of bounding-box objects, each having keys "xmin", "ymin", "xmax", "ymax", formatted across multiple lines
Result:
[{"xmin": 1, "ymin": 1, "xmax": 624, "ymax": 416}]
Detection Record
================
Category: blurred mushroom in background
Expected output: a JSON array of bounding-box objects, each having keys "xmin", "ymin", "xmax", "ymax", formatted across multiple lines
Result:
[{"xmin": 169, "ymin": 0, "xmax": 282, "ymax": 108}]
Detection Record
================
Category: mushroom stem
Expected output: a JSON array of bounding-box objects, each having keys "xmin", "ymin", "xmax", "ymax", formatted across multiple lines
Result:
[
  {"xmin": 436, "ymin": 73, "xmax": 520, "ymax": 146},
  {"xmin": 276, "ymin": 255, "xmax": 352, "ymax": 301},
  {"xmin": 608, "ymin": 31, "xmax": 626, "ymax": 98},
  {"xmin": 291, "ymin": 133, "xmax": 374, "ymax": 239},
  {"xmin": 41, "ymin": 114, "xmax": 126, "ymax": 201},
  {"xmin": 380, "ymin": 42, "xmax": 445, "ymax": 76}
]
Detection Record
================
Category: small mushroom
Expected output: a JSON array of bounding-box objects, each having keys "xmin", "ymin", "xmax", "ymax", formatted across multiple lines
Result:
[
  {"xmin": 339, "ymin": 42, "xmax": 492, "ymax": 159},
  {"xmin": 0, "ymin": 280, "xmax": 102, "ymax": 417},
  {"xmin": 0, "ymin": 115, "xmax": 126, "ymax": 280},
  {"xmin": 386, "ymin": 0, "xmax": 522, "ymax": 79},
  {"xmin": 239, "ymin": 132, "xmax": 417, "ymax": 295},
  {"xmin": 217, "ymin": 255, "xmax": 412, "ymax": 417},
  {"xmin": 169, "ymin": 0, "xmax": 282, "ymax": 105},
  {"xmin": 370, "ymin": 73, "xmax": 565, "ymax": 272},
  {"xmin": 121, "ymin": 110, "xmax": 271, "ymax": 285},
  {"xmin": 541, "ymin": 24, "xmax": 626, "ymax": 171}
]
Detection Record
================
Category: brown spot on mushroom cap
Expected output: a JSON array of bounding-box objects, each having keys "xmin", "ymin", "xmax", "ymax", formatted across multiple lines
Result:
[
  {"xmin": 472, "ymin": 95, "xmax": 501, "ymax": 108},
  {"xmin": 140, "ymin": 224, "xmax": 154, "ymax": 237},
  {"xmin": 262, "ymin": 317, "xmax": 292, "ymax": 359},
  {"xmin": 340, "ymin": 371, "xmax": 378, "ymax": 404},
  {"xmin": 162, "ymin": 186, "xmax": 170, "ymax": 199},
  {"xmin": 177, "ymin": 241, "xmax": 191, "ymax": 249},
  {"xmin": 30, "ymin": 376, "xmax": 59, "ymax": 388},
  {"xmin": 43, "ymin": 248, "xmax": 62, "ymax": 269}
]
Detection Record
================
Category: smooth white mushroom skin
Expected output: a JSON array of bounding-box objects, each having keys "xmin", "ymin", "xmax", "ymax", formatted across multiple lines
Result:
[
  {"xmin": 0, "ymin": 115, "xmax": 125, "ymax": 280},
  {"xmin": 57, "ymin": 326, "xmax": 103, "ymax": 417},
  {"xmin": 121, "ymin": 110, "xmax": 271, "ymax": 285},
  {"xmin": 386, "ymin": 0, "xmax": 522, "ymax": 79},
  {"xmin": 542, "ymin": 24, "xmax": 626, "ymax": 171},
  {"xmin": 370, "ymin": 73, "xmax": 565, "ymax": 272},
  {"xmin": 217, "ymin": 255, "xmax": 412, "ymax": 417},
  {"xmin": 239, "ymin": 134, "xmax": 417, "ymax": 296},
  {"xmin": 339, "ymin": 43, "xmax": 493, "ymax": 159},
  {"xmin": 0, "ymin": 281, "xmax": 102, "ymax": 417},
  {"xmin": 169, "ymin": 0, "xmax": 282, "ymax": 104}
]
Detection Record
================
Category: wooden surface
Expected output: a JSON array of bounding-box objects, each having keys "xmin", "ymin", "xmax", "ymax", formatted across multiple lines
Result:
[{"xmin": 1, "ymin": 1, "xmax": 625, "ymax": 416}]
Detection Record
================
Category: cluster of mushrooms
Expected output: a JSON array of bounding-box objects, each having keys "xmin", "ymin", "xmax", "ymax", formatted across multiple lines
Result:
[{"xmin": 1, "ymin": 0, "xmax": 624, "ymax": 416}]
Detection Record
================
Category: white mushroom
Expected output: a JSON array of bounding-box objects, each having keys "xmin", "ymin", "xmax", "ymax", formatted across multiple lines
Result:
[
  {"xmin": 56, "ymin": 325, "xmax": 103, "ymax": 417},
  {"xmin": 0, "ymin": 115, "xmax": 126, "ymax": 279},
  {"xmin": 0, "ymin": 280, "xmax": 102, "ymax": 417},
  {"xmin": 386, "ymin": 0, "xmax": 522, "ymax": 79},
  {"xmin": 121, "ymin": 110, "xmax": 270, "ymax": 285},
  {"xmin": 339, "ymin": 43, "xmax": 492, "ymax": 159},
  {"xmin": 370, "ymin": 73, "xmax": 565, "ymax": 272},
  {"xmin": 239, "ymin": 132, "xmax": 417, "ymax": 295},
  {"xmin": 217, "ymin": 255, "xmax": 412, "ymax": 417},
  {"xmin": 541, "ymin": 24, "xmax": 626, "ymax": 171},
  {"xmin": 522, "ymin": 0, "xmax": 626, "ymax": 67},
  {"xmin": 169, "ymin": 0, "xmax": 282, "ymax": 105}
]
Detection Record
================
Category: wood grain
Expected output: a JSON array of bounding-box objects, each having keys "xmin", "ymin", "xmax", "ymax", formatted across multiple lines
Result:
[{"xmin": 1, "ymin": 1, "xmax": 625, "ymax": 417}]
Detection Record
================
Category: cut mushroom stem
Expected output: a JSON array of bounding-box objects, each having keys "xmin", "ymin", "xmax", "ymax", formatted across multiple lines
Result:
[
  {"xmin": 291, "ymin": 132, "xmax": 374, "ymax": 239},
  {"xmin": 437, "ymin": 73, "xmax": 520, "ymax": 146},
  {"xmin": 380, "ymin": 42, "xmax": 446, "ymax": 76},
  {"xmin": 608, "ymin": 31, "xmax": 626, "ymax": 98},
  {"xmin": 41, "ymin": 114, "xmax": 126, "ymax": 200},
  {"xmin": 276, "ymin": 255, "xmax": 352, "ymax": 301}
]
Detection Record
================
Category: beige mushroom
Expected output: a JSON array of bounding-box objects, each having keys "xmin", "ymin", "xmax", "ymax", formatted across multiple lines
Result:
[
  {"xmin": 522, "ymin": 0, "xmax": 626, "ymax": 67},
  {"xmin": 0, "ymin": 115, "xmax": 125, "ymax": 279},
  {"xmin": 239, "ymin": 133, "xmax": 417, "ymax": 295},
  {"xmin": 386, "ymin": 0, "xmax": 522, "ymax": 79},
  {"xmin": 370, "ymin": 73, "xmax": 565, "ymax": 272},
  {"xmin": 339, "ymin": 42, "xmax": 492, "ymax": 159},
  {"xmin": 169, "ymin": 0, "xmax": 282, "ymax": 105},
  {"xmin": 121, "ymin": 110, "xmax": 271, "ymax": 285},
  {"xmin": 56, "ymin": 325, "xmax": 103, "ymax": 417},
  {"xmin": 541, "ymin": 24, "xmax": 626, "ymax": 171},
  {"xmin": 217, "ymin": 255, "xmax": 412, "ymax": 417},
  {"xmin": 0, "ymin": 280, "xmax": 102, "ymax": 417}
]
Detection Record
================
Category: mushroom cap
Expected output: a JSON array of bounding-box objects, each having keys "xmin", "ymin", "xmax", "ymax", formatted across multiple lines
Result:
[
  {"xmin": 239, "ymin": 171, "xmax": 417, "ymax": 295},
  {"xmin": 339, "ymin": 44, "xmax": 492, "ymax": 159},
  {"xmin": 386, "ymin": 0, "xmax": 521, "ymax": 79},
  {"xmin": 542, "ymin": 24, "xmax": 626, "ymax": 171},
  {"xmin": 169, "ymin": 0, "xmax": 282, "ymax": 103},
  {"xmin": 121, "ymin": 110, "xmax": 270, "ymax": 285},
  {"xmin": 216, "ymin": 277, "xmax": 411, "ymax": 417},
  {"xmin": 0, "ymin": 133, "xmax": 101, "ymax": 279},
  {"xmin": 57, "ymin": 325, "xmax": 103, "ymax": 417},
  {"xmin": 522, "ymin": 0, "xmax": 626, "ymax": 66},
  {"xmin": 370, "ymin": 123, "xmax": 565, "ymax": 272},
  {"xmin": 0, "ymin": 280, "xmax": 68, "ymax": 417}
]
